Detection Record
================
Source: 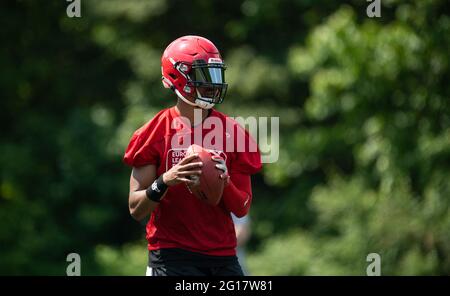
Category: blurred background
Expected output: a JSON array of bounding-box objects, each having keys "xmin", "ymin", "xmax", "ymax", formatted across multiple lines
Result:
[{"xmin": 0, "ymin": 0, "xmax": 449, "ymax": 275}]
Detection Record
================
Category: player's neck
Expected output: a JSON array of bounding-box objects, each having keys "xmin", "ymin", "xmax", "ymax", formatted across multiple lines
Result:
[{"xmin": 175, "ymin": 99, "xmax": 209, "ymax": 126}]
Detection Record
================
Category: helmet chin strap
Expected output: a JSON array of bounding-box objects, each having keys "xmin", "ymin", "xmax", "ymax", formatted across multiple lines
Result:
[
  {"xmin": 195, "ymin": 89, "xmax": 215, "ymax": 109},
  {"xmin": 174, "ymin": 88, "xmax": 215, "ymax": 110}
]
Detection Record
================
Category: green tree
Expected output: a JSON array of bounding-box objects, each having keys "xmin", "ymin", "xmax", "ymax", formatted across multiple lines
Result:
[
  {"xmin": 249, "ymin": 2, "xmax": 449, "ymax": 275},
  {"xmin": 0, "ymin": 0, "xmax": 448, "ymax": 275}
]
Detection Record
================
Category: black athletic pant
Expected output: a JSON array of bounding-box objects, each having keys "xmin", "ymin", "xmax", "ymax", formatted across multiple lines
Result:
[
  {"xmin": 149, "ymin": 263, "xmax": 244, "ymax": 276},
  {"xmin": 148, "ymin": 248, "xmax": 244, "ymax": 276}
]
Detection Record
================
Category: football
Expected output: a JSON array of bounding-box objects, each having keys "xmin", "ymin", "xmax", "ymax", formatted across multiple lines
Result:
[{"xmin": 185, "ymin": 144, "xmax": 225, "ymax": 206}]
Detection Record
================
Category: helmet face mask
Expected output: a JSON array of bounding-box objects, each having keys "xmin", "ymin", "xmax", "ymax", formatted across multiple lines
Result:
[
  {"xmin": 188, "ymin": 59, "xmax": 227, "ymax": 105},
  {"xmin": 174, "ymin": 59, "xmax": 227, "ymax": 107},
  {"xmin": 161, "ymin": 36, "xmax": 228, "ymax": 109}
]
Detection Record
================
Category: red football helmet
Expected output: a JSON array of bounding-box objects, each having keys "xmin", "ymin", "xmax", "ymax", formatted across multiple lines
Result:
[{"xmin": 161, "ymin": 35, "xmax": 227, "ymax": 109}]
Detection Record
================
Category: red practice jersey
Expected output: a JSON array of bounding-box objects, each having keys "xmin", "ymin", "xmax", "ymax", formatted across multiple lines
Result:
[{"xmin": 123, "ymin": 107, "xmax": 262, "ymax": 256}]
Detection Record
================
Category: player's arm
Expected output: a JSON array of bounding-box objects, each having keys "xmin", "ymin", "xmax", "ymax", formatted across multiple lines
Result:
[
  {"xmin": 128, "ymin": 164, "xmax": 159, "ymax": 221},
  {"xmin": 222, "ymin": 173, "xmax": 253, "ymax": 218},
  {"xmin": 213, "ymin": 156, "xmax": 253, "ymax": 217},
  {"xmin": 128, "ymin": 154, "xmax": 203, "ymax": 221}
]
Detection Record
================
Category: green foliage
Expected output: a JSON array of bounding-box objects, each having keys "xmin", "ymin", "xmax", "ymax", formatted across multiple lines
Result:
[
  {"xmin": 0, "ymin": 0, "xmax": 448, "ymax": 275},
  {"xmin": 250, "ymin": 1, "xmax": 450, "ymax": 275},
  {"xmin": 249, "ymin": 176, "xmax": 448, "ymax": 275},
  {"xmin": 95, "ymin": 242, "xmax": 148, "ymax": 276}
]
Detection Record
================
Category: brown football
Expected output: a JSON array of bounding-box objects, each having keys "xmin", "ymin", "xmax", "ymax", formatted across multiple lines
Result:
[{"xmin": 185, "ymin": 144, "xmax": 225, "ymax": 206}]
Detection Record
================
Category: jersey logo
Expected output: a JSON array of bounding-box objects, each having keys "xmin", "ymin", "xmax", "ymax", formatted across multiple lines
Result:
[{"xmin": 166, "ymin": 148, "xmax": 226, "ymax": 171}]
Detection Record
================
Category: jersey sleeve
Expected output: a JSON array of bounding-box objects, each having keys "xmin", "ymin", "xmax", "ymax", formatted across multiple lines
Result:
[
  {"xmin": 123, "ymin": 116, "xmax": 165, "ymax": 167},
  {"xmin": 229, "ymin": 123, "xmax": 262, "ymax": 175}
]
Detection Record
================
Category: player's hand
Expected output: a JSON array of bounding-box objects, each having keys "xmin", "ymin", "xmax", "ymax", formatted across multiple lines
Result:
[
  {"xmin": 163, "ymin": 153, "xmax": 203, "ymax": 187},
  {"xmin": 212, "ymin": 156, "xmax": 230, "ymax": 186}
]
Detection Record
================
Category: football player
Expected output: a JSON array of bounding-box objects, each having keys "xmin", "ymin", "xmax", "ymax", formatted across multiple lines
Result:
[{"xmin": 124, "ymin": 36, "xmax": 262, "ymax": 276}]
